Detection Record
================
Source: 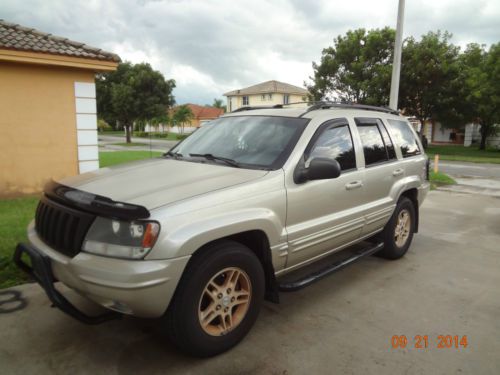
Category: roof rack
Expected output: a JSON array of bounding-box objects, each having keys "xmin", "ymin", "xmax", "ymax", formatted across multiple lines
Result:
[
  {"xmin": 229, "ymin": 101, "xmax": 399, "ymax": 116},
  {"xmin": 299, "ymin": 101, "xmax": 399, "ymax": 117},
  {"xmin": 231, "ymin": 104, "xmax": 284, "ymax": 113}
]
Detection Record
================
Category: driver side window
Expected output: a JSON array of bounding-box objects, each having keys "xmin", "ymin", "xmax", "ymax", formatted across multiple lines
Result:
[{"xmin": 308, "ymin": 122, "xmax": 356, "ymax": 171}]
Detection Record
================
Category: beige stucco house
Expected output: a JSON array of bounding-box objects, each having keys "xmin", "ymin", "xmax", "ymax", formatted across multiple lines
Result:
[
  {"xmin": 0, "ymin": 20, "xmax": 119, "ymax": 197},
  {"xmin": 224, "ymin": 80, "xmax": 309, "ymax": 112}
]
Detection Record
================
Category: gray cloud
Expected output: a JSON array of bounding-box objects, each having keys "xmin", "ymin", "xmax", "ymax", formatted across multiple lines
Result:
[{"xmin": 2, "ymin": 0, "xmax": 499, "ymax": 105}]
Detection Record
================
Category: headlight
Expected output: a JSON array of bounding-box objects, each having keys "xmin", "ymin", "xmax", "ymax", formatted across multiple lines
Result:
[{"xmin": 82, "ymin": 217, "xmax": 160, "ymax": 259}]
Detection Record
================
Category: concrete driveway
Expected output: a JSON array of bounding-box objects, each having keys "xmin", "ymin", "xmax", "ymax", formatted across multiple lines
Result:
[{"xmin": 1, "ymin": 190, "xmax": 499, "ymax": 375}]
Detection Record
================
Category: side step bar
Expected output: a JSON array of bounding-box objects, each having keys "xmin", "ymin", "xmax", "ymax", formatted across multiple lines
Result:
[{"xmin": 278, "ymin": 242, "xmax": 384, "ymax": 292}]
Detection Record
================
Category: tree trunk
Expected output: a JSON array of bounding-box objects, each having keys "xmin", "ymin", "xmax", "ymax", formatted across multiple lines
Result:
[
  {"xmin": 479, "ymin": 132, "xmax": 487, "ymax": 150},
  {"xmin": 125, "ymin": 124, "xmax": 131, "ymax": 143},
  {"xmin": 479, "ymin": 123, "xmax": 488, "ymax": 150}
]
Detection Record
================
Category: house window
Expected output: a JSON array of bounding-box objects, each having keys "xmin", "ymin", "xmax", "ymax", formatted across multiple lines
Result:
[
  {"xmin": 283, "ymin": 94, "xmax": 290, "ymax": 104},
  {"xmin": 261, "ymin": 94, "xmax": 266, "ymax": 101},
  {"xmin": 268, "ymin": 94, "xmax": 273, "ymax": 100},
  {"xmin": 242, "ymin": 96, "xmax": 249, "ymax": 106},
  {"xmin": 229, "ymin": 98, "xmax": 232, "ymax": 112}
]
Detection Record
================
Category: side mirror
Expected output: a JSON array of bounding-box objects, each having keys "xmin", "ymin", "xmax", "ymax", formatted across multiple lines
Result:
[{"xmin": 295, "ymin": 157, "xmax": 341, "ymax": 183}]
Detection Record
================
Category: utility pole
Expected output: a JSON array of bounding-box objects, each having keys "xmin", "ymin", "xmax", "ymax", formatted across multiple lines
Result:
[{"xmin": 389, "ymin": 0, "xmax": 405, "ymax": 110}]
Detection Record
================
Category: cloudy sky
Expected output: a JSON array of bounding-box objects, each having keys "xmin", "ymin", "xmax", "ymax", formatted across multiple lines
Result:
[{"xmin": 2, "ymin": 0, "xmax": 499, "ymax": 105}]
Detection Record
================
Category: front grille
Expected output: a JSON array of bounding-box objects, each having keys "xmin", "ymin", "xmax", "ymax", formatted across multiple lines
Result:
[{"xmin": 35, "ymin": 196, "xmax": 95, "ymax": 258}]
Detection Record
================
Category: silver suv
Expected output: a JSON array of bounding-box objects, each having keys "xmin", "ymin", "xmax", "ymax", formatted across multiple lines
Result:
[{"xmin": 15, "ymin": 103, "xmax": 429, "ymax": 357}]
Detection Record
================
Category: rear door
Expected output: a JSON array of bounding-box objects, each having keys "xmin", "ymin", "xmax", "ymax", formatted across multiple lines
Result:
[{"xmin": 353, "ymin": 117, "xmax": 402, "ymax": 235}]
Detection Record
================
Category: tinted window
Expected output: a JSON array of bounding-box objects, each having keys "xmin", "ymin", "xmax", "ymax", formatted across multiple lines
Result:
[
  {"xmin": 356, "ymin": 122, "xmax": 387, "ymax": 166},
  {"xmin": 308, "ymin": 124, "xmax": 356, "ymax": 171},
  {"xmin": 387, "ymin": 119, "xmax": 421, "ymax": 157}
]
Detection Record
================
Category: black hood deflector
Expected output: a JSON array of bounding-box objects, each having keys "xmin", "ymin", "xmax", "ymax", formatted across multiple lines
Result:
[{"xmin": 44, "ymin": 180, "xmax": 150, "ymax": 221}]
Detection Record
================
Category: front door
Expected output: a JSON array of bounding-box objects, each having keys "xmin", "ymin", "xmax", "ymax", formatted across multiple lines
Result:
[{"xmin": 285, "ymin": 118, "xmax": 366, "ymax": 268}]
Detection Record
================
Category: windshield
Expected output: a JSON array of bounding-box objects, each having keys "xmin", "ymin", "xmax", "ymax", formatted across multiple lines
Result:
[{"xmin": 169, "ymin": 116, "xmax": 308, "ymax": 169}]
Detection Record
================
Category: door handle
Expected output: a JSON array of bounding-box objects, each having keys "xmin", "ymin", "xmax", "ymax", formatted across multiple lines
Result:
[
  {"xmin": 392, "ymin": 168, "xmax": 404, "ymax": 177},
  {"xmin": 345, "ymin": 180, "xmax": 363, "ymax": 190}
]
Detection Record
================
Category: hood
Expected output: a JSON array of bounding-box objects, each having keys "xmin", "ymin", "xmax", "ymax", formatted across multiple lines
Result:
[{"xmin": 59, "ymin": 158, "xmax": 268, "ymax": 209}]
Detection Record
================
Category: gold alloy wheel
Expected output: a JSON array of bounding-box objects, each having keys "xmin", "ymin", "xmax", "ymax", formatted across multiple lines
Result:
[
  {"xmin": 394, "ymin": 209, "xmax": 411, "ymax": 247},
  {"xmin": 198, "ymin": 267, "xmax": 252, "ymax": 336}
]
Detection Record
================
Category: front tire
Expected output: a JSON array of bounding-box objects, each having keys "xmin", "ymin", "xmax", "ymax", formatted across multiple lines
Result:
[
  {"xmin": 376, "ymin": 197, "xmax": 416, "ymax": 260},
  {"xmin": 163, "ymin": 240, "xmax": 265, "ymax": 357}
]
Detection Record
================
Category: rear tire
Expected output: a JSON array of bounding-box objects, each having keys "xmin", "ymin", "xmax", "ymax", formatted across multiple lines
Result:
[
  {"xmin": 376, "ymin": 197, "xmax": 416, "ymax": 260},
  {"xmin": 163, "ymin": 240, "xmax": 265, "ymax": 357}
]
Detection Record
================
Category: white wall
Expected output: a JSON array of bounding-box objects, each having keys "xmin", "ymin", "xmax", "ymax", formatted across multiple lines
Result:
[
  {"xmin": 226, "ymin": 93, "xmax": 308, "ymax": 111},
  {"xmin": 433, "ymin": 122, "xmax": 454, "ymax": 143},
  {"xmin": 74, "ymin": 82, "xmax": 99, "ymax": 173}
]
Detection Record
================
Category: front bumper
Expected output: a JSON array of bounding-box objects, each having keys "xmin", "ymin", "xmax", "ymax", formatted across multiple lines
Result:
[
  {"xmin": 14, "ymin": 243, "xmax": 120, "ymax": 324},
  {"xmin": 14, "ymin": 223, "xmax": 190, "ymax": 321}
]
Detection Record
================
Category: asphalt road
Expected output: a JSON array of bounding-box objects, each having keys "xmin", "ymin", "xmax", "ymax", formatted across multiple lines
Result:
[
  {"xmin": 435, "ymin": 160, "xmax": 500, "ymax": 179},
  {"xmin": 1, "ymin": 190, "xmax": 499, "ymax": 374}
]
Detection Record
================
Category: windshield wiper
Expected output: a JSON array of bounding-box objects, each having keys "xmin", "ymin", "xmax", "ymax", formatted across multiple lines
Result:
[
  {"xmin": 189, "ymin": 153, "xmax": 241, "ymax": 168},
  {"xmin": 164, "ymin": 151, "xmax": 183, "ymax": 159}
]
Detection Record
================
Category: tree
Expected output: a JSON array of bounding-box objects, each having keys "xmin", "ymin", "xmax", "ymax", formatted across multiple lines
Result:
[
  {"xmin": 96, "ymin": 62, "xmax": 175, "ymax": 143},
  {"xmin": 456, "ymin": 43, "xmax": 500, "ymax": 149},
  {"xmin": 398, "ymin": 31, "xmax": 460, "ymax": 131},
  {"xmin": 172, "ymin": 105, "xmax": 194, "ymax": 134},
  {"xmin": 212, "ymin": 98, "xmax": 226, "ymax": 112},
  {"xmin": 306, "ymin": 27, "xmax": 395, "ymax": 105}
]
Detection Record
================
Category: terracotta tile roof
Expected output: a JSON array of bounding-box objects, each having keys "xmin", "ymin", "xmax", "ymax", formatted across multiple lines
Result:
[
  {"xmin": 184, "ymin": 104, "xmax": 225, "ymax": 119},
  {"xmin": 0, "ymin": 19, "xmax": 120, "ymax": 62},
  {"xmin": 224, "ymin": 80, "xmax": 308, "ymax": 96}
]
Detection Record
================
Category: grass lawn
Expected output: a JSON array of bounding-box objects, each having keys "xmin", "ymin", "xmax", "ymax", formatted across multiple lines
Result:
[
  {"xmin": 111, "ymin": 142, "xmax": 149, "ymax": 147},
  {"xmin": 430, "ymin": 171, "xmax": 456, "ymax": 190},
  {"xmin": 426, "ymin": 145, "xmax": 500, "ymax": 164},
  {"xmin": 99, "ymin": 151, "xmax": 163, "ymax": 167},
  {"xmin": 0, "ymin": 197, "xmax": 39, "ymax": 288}
]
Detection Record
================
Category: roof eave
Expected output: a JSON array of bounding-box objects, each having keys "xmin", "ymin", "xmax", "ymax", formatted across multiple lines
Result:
[{"xmin": 0, "ymin": 48, "xmax": 119, "ymax": 72}]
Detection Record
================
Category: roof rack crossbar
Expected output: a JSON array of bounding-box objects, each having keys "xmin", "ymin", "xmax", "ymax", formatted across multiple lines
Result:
[{"xmin": 231, "ymin": 104, "xmax": 283, "ymax": 113}]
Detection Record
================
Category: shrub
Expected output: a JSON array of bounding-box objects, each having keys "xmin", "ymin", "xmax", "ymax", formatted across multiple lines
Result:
[
  {"xmin": 176, "ymin": 134, "xmax": 190, "ymax": 140},
  {"xmin": 153, "ymin": 133, "xmax": 169, "ymax": 138},
  {"xmin": 98, "ymin": 119, "xmax": 112, "ymax": 132}
]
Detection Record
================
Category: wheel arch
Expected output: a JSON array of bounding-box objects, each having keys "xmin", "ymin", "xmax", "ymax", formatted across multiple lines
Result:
[{"xmin": 187, "ymin": 230, "xmax": 280, "ymax": 304}]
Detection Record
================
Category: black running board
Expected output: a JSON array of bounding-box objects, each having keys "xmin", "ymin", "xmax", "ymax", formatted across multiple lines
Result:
[{"xmin": 278, "ymin": 242, "xmax": 384, "ymax": 292}]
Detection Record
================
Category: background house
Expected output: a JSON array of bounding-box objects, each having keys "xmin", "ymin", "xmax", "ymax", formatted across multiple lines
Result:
[
  {"xmin": 224, "ymin": 80, "xmax": 308, "ymax": 112},
  {"xmin": 0, "ymin": 20, "xmax": 119, "ymax": 197},
  {"xmin": 145, "ymin": 103, "xmax": 224, "ymax": 133}
]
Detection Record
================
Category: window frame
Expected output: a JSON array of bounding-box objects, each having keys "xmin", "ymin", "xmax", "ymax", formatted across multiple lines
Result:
[
  {"xmin": 386, "ymin": 118, "xmax": 422, "ymax": 158},
  {"xmin": 242, "ymin": 96, "xmax": 249, "ymax": 106},
  {"xmin": 303, "ymin": 118, "xmax": 357, "ymax": 174},
  {"xmin": 354, "ymin": 117, "xmax": 399, "ymax": 168}
]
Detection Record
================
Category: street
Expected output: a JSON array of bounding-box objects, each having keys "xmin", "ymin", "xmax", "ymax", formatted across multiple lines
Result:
[
  {"xmin": 98, "ymin": 134, "xmax": 178, "ymax": 153},
  {"xmin": 434, "ymin": 160, "xmax": 500, "ymax": 197},
  {"xmin": 1, "ymin": 190, "xmax": 499, "ymax": 375}
]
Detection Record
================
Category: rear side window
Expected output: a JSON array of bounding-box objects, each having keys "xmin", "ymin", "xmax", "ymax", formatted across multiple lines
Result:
[
  {"xmin": 387, "ymin": 119, "xmax": 421, "ymax": 157},
  {"xmin": 355, "ymin": 118, "xmax": 396, "ymax": 166},
  {"xmin": 308, "ymin": 122, "xmax": 356, "ymax": 171}
]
